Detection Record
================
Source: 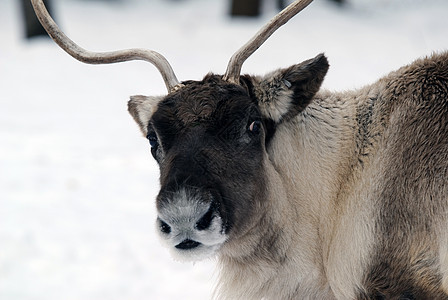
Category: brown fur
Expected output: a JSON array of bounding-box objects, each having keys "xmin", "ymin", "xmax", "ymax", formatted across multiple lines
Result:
[{"xmin": 358, "ymin": 52, "xmax": 448, "ymax": 299}]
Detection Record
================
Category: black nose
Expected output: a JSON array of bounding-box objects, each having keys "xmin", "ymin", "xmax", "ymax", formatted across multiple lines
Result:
[
  {"xmin": 175, "ymin": 239, "xmax": 201, "ymax": 250},
  {"xmin": 158, "ymin": 218, "xmax": 171, "ymax": 234},
  {"xmin": 195, "ymin": 203, "xmax": 215, "ymax": 231}
]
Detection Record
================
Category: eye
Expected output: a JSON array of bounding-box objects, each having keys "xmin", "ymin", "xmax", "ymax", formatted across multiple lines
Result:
[
  {"xmin": 146, "ymin": 132, "xmax": 160, "ymax": 161},
  {"xmin": 248, "ymin": 120, "xmax": 261, "ymax": 134},
  {"xmin": 146, "ymin": 132, "xmax": 159, "ymax": 148}
]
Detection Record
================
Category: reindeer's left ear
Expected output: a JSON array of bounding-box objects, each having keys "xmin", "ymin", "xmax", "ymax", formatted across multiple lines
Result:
[
  {"xmin": 128, "ymin": 95, "xmax": 164, "ymax": 136},
  {"xmin": 249, "ymin": 53, "xmax": 329, "ymax": 123}
]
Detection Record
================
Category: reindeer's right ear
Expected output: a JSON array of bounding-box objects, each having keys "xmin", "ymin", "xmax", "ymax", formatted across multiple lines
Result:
[
  {"xmin": 128, "ymin": 95, "xmax": 164, "ymax": 136},
  {"xmin": 249, "ymin": 53, "xmax": 329, "ymax": 123}
]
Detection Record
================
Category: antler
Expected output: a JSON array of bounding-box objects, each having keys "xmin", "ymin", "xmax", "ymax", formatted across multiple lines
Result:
[
  {"xmin": 31, "ymin": 0, "xmax": 182, "ymax": 93},
  {"xmin": 223, "ymin": 0, "xmax": 314, "ymax": 84}
]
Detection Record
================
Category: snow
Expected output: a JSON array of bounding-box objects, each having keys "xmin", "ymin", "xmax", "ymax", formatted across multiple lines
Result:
[{"xmin": 0, "ymin": 0, "xmax": 447, "ymax": 299}]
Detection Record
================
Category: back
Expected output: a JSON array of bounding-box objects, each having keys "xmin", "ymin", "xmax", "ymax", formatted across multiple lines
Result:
[{"xmin": 360, "ymin": 52, "xmax": 448, "ymax": 299}]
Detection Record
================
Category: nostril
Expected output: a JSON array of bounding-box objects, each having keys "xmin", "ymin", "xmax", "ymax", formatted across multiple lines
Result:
[
  {"xmin": 175, "ymin": 239, "xmax": 201, "ymax": 250},
  {"xmin": 159, "ymin": 219, "xmax": 171, "ymax": 234},
  {"xmin": 196, "ymin": 204, "xmax": 215, "ymax": 231}
]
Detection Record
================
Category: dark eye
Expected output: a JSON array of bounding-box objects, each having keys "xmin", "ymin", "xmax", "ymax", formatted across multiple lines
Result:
[
  {"xmin": 147, "ymin": 132, "xmax": 158, "ymax": 148},
  {"xmin": 248, "ymin": 120, "xmax": 261, "ymax": 134}
]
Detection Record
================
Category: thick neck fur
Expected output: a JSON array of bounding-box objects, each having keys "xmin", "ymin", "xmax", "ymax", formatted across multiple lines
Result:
[
  {"xmin": 215, "ymin": 82, "xmax": 388, "ymax": 299},
  {"xmin": 213, "ymin": 52, "xmax": 448, "ymax": 299}
]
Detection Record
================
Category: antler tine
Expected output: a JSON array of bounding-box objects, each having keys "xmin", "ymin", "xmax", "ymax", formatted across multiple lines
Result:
[
  {"xmin": 31, "ymin": 0, "xmax": 182, "ymax": 93},
  {"xmin": 223, "ymin": 0, "xmax": 314, "ymax": 84}
]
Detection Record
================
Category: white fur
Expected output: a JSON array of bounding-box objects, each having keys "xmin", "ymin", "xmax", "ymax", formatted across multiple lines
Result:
[
  {"xmin": 157, "ymin": 188, "xmax": 227, "ymax": 262},
  {"xmin": 253, "ymin": 71, "xmax": 295, "ymax": 122},
  {"xmin": 258, "ymin": 88, "xmax": 294, "ymax": 122},
  {"xmin": 128, "ymin": 95, "xmax": 163, "ymax": 136}
]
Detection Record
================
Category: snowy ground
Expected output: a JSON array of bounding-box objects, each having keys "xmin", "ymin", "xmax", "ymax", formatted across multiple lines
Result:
[{"xmin": 1, "ymin": 0, "xmax": 447, "ymax": 299}]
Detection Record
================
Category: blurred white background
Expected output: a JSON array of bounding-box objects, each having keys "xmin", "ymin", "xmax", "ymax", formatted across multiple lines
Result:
[{"xmin": 1, "ymin": 0, "xmax": 447, "ymax": 299}]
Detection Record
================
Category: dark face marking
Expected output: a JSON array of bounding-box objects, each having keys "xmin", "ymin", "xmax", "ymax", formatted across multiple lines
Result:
[{"xmin": 148, "ymin": 75, "xmax": 270, "ymax": 258}]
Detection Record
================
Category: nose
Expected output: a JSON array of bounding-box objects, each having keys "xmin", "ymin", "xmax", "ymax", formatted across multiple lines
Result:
[
  {"xmin": 195, "ymin": 202, "xmax": 215, "ymax": 231},
  {"xmin": 157, "ymin": 200, "xmax": 216, "ymax": 235},
  {"xmin": 155, "ymin": 188, "xmax": 228, "ymax": 259}
]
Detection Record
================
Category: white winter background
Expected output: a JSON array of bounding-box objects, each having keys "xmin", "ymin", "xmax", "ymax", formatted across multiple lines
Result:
[{"xmin": 0, "ymin": 0, "xmax": 447, "ymax": 299}]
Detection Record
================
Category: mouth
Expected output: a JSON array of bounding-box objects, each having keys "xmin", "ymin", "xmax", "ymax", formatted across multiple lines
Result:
[
  {"xmin": 166, "ymin": 237, "xmax": 225, "ymax": 262},
  {"xmin": 175, "ymin": 239, "xmax": 201, "ymax": 250}
]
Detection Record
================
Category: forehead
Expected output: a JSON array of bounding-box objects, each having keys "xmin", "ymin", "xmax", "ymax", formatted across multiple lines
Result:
[{"xmin": 152, "ymin": 75, "xmax": 254, "ymax": 130}]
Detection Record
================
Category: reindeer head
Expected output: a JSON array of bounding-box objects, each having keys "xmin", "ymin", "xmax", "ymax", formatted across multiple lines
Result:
[
  {"xmin": 32, "ymin": 0, "xmax": 327, "ymax": 261},
  {"xmin": 128, "ymin": 57, "xmax": 327, "ymax": 259}
]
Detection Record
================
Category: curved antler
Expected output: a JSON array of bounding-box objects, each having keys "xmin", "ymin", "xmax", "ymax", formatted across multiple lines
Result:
[
  {"xmin": 31, "ymin": 0, "xmax": 182, "ymax": 93},
  {"xmin": 223, "ymin": 0, "xmax": 314, "ymax": 84}
]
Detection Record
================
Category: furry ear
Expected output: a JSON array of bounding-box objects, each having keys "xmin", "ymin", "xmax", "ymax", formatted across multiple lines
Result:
[
  {"xmin": 250, "ymin": 53, "xmax": 329, "ymax": 123},
  {"xmin": 128, "ymin": 95, "xmax": 164, "ymax": 136}
]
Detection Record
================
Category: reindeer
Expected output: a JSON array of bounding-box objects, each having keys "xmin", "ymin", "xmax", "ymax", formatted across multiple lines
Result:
[{"xmin": 32, "ymin": 0, "xmax": 448, "ymax": 298}]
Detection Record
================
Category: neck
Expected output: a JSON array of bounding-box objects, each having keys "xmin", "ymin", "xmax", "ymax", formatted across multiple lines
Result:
[{"xmin": 215, "ymin": 85, "xmax": 383, "ymax": 299}]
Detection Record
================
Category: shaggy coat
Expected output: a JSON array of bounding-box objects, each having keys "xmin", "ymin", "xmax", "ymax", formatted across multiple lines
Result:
[{"xmin": 129, "ymin": 51, "xmax": 448, "ymax": 299}]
